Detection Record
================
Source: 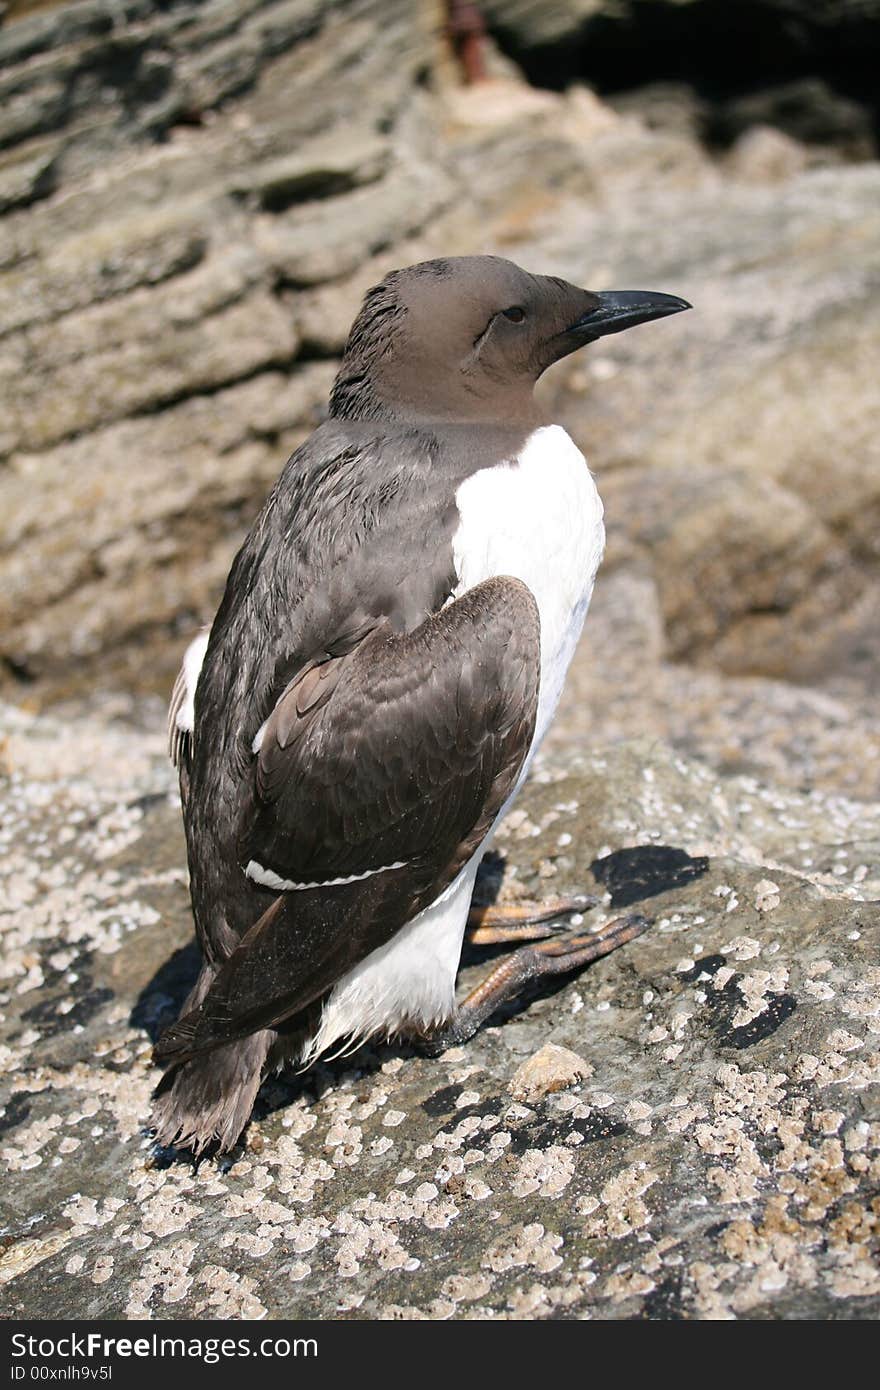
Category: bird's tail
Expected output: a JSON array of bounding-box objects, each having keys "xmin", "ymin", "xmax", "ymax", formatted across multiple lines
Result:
[
  {"xmin": 151, "ymin": 1028, "xmax": 274, "ymax": 1155},
  {"xmin": 150, "ymin": 962, "xmax": 274, "ymax": 1155}
]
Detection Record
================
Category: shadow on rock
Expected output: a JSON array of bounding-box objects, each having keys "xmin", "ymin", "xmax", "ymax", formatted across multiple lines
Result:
[{"xmin": 130, "ymin": 939, "xmax": 202, "ymax": 1043}]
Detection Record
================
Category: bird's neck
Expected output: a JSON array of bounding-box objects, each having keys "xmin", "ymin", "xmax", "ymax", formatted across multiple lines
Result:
[
  {"xmin": 329, "ymin": 360, "xmax": 544, "ymax": 431},
  {"xmin": 329, "ymin": 393, "xmax": 545, "ymax": 432}
]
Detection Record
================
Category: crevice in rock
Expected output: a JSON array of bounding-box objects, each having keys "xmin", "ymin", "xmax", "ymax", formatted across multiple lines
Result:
[
  {"xmin": 1, "ymin": 654, "xmax": 36, "ymax": 683},
  {"xmin": 82, "ymin": 346, "xmax": 308, "ymax": 431},
  {"xmin": 484, "ymin": 1, "xmax": 880, "ymax": 158}
]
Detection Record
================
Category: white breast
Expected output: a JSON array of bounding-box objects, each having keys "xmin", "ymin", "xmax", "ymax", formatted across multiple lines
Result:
[{"xmin": 452, "ymin": 423, "xmax": 605, "ymax": 766}]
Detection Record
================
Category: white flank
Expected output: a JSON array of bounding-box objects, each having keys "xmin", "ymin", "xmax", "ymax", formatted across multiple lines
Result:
[
  {"xmin": 300, "ymin": 858, "xmax": 481, "ymax": 1065},
  {"xmin": 245, "ymin": 859, "xmax": 406, "ymax": 892},
  {"xmin": 300, "ymin": 424, "xmax": 605, "ymax": 1062},
  {"xmin": 174, "ymin": 629, "xmax": 210, "ymax": 734}
]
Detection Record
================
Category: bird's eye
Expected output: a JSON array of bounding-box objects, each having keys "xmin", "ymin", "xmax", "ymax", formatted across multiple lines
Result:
[{"xmin": 502, "ymin": 306, "xmax": 526, "ymax": 323}]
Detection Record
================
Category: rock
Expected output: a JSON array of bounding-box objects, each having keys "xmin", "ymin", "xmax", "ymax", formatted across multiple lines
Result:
[
  {"xmin": 527, "ymin": 162, "xmax": 880, "ymax": 683},
  {"xmin": 480, "ymin": 0, "xmax": 604, "ymax": 55},
  {"xmin": 609, "ymin": 81, "xmax": 706, "ymax": 143},
  {"xmin": 0, "ymin": 3, "xmax": 876, "ymax": 708},
  {"xmin": 228, "ymin": 130, "xmax": 390, "ymax": 210},
  {"xmin": 253, "ymin": 160, "xmax": 456, "ymax": 288},
  {"xmin": 0, "ymin": 2, "xmax": 125, "ymax": 68},
  {"xmin": 0, "ymin": 1, "xmax": 430, "ymax": 188},
  {"xmin": 0, "ymin": 362, "xmax": 335, "ymax": 694},
  {"xmin": 509, "ymin": 1043, "xmax": 592, "ymax": 1102},
  {"xmin": 1, "ymin": 701, "xmax": 878, "ymax": 1319},
  {"xmin": 439, "ymin": 84, "xmax": 711, "ymax": 226},
  {"xmin": 551, "ymin": 571, "xmax": 880, "ymax": 801},
  {"xmin": 599, "ymin": 465, "xmax": 864, "ymax": 681},
  {"xmin": 710, "ymin": 78, "xmax": 876, "ymax": 160},
  {"xmin": 439, "ymin": 74, "xmax": 569, "ymax": 133},
  {"xmin": 0, "ymin": 203, "xmax": 209, "ymax": 337},
  {"xmin": 0, "ymin": 245, "xmax": 298, "ymax": 454},
  {"xmin": 753, "ymin": 879, "xmax": 781, "ymax": 914},
  {"xmin": 724, "ymin": 125, "xmax": 811, "ymax": 183},
  {"xmin": 481, "ymin": 2, "xmax": 880, "ymax": 159},
  {"xmin": 0, "ymin": 135, "xmax": 58, "ymax": 212}
]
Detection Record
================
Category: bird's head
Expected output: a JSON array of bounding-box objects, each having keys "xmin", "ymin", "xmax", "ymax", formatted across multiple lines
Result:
[{"xmin": 329, "ymin": 255, "xmax": 690, "ymax": 425}]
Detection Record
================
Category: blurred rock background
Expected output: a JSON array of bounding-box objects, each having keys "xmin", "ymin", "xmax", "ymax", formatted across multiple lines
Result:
[
  {"xmin": 1, "ymin": 1, "xmax": 879, "ymax": 1320},
  {"xmin": 1, "ymin": 0, "xmax": 878, "ymax": 798}
]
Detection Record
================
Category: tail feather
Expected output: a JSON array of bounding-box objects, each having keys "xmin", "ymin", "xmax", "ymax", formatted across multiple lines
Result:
[{"xmin": 151, "ymin": 1029, "xmax": 274, "ymax": 1155}]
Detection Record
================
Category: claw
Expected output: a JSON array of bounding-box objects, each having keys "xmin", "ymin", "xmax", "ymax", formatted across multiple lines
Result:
[
  {"xmin": 425, "ymin": 912, "xmax": 653, "ymax": 1052},
  {"xmin": 530, "ymin": 912, "xmax": 651, "ymax": 963}
]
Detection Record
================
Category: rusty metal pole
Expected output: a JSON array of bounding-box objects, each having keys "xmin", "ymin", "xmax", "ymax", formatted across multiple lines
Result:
[{"xmin": 446, "ymin": 0, "xmax": 488, "ymax": 85}]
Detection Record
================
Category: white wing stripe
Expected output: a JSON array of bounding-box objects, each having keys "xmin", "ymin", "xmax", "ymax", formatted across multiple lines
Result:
[{"xmin": 244, "ymin": 859, "xmax": 406, "ymax": 892}]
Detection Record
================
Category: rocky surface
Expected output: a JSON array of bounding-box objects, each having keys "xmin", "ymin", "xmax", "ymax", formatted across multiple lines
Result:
[
  {"xmin": 1, "ymin": 698, "xmax": 878, "ymax": 1320},
  {"xmin": 1, "ymin": 0, "xmax": 879, "ymax": 1321}
]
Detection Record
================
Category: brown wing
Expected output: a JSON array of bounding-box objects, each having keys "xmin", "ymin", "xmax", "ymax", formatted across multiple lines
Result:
[{"xmin": 154, "ymin": 576, "xmax": 540, "ymax": 1064}]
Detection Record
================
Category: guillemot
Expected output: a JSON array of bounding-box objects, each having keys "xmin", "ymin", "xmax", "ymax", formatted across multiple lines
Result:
[{"xmin": 152, "ymin": 255, "xmax": 690, "ymax": 1154}]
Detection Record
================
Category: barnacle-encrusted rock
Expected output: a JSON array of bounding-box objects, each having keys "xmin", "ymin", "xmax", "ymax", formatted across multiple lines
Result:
[{"xmin": 1, "ymin": 699, "xmax": 877, "ymax": 1320}]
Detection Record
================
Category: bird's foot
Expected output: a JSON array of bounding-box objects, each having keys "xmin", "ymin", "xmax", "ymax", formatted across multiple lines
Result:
[
  {"xmin": 422, "ymin": 911, "xmax": 651, "ymax": 1056},
  {"xmin": 465, "ymin": 892, "xmax": 599, "ymax": 945}
]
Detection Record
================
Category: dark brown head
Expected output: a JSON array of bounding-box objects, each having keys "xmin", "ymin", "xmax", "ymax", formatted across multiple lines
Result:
[{"xmin": 329, "ymin": 255, "xmax": 689, "ymax": 425}]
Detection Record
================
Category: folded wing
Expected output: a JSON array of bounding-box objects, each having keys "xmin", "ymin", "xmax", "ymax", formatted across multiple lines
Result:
[{"xmin": 155, "ymin": 575, "xmax": 540, "ymax": 1063}]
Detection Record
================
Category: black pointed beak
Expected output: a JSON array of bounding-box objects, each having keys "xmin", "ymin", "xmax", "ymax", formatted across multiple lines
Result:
[{"xmin": 567, "ymin": 290, "xmax": 691, "ymax": 342}]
